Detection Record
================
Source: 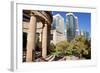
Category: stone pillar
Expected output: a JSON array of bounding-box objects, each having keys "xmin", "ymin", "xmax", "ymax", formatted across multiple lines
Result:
[
  {"xmin": 39, "ymin": 31, "xmax": 42, "ymax": 42},
  {"xmin": 26, "ymin": 13, "xmax": 36, "ymax": 62},
  {"xmin": 42, "ymin": 23, "xmax": 47, "ymax": 58}
]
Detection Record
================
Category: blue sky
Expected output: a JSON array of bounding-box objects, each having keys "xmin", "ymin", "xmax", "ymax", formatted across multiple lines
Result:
[{"xmin": 51, "ymin": 11, "xmax": 91, "ymax": 36}]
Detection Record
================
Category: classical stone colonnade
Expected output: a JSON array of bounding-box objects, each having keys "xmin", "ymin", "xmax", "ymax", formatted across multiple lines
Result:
[{"xmin": 23, "ymin": 10, "xmax": 53, "ymax": 62}]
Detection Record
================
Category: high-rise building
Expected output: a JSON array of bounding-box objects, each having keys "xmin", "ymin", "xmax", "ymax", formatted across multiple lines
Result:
[
  {"xmin": 80, "ymin": 30, "xmax": 90, "ymax": 40},
  {"xmin": 66, "ymin": 13, "xmax": 79, "ymax": 41},
  {"xmin": 52, "ymin": 14, "xmax": 64, "ymax": 33},
  {"xmin": 75, "ymin": 16, "xmax": 79, "ymax": 36},
  {"xmin": 51, "ymin": 14, "xmax": 66, "ymax": 44},
  {"xmin": 84, "ymin": 31, "xmax": 90, "ymax": 40}
]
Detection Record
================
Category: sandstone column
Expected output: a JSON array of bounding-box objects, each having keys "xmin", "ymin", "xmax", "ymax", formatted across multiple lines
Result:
[
  {"xmin": 26, "ymin": 13, "xmax": 36, "ymax": 62},
  {"xmin": 39, "ymin": 31, "xmax": 42, "ymax": 42},
  {"xmin": 42, "ymin": 23, "xmax": 47, "ymax": 58}
]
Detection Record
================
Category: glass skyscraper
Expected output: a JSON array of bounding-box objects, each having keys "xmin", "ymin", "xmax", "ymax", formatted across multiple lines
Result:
[
  {"xmin": 66, "ymin": 13, "xmax": 79, "ymax": 41},
  {"xmin": 51, "ymin": 14, "xmax": 66, "ymax": 44},
  {"xmin": 52, "ymin": 14, "xmax": 64, "ymax": 33},
  {"xmin": 80, "ymin": 30, "xmax": 90, "ymax": 40}
]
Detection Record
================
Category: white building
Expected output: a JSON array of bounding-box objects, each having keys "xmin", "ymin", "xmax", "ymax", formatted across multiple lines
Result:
[
  {"xmin": 51, "ymin": 14, "xmax": 66, "ymax": 44},
  {"xmin": 53, "ymin": 14, "xmax": 64, "ymax": 33}
]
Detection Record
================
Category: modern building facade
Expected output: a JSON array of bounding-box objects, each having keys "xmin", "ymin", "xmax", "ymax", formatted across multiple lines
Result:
[
  {"xmin": 66, "ymin": 13, "xmax": 79, "ymax": 41},
  {"xmin": 51, "ymin": 14, "xmax": 66, "ymax": 44},
  {"xmin": 52, "ymin": 14, "xmax": 64, "ymax": 33},
  {"xmin": 80, "ymin": 30, "xmax": 90, "ymax": 40},
  {"xmin": 75, "ymin": 16, "xmax": 79, "ymax": 36}
]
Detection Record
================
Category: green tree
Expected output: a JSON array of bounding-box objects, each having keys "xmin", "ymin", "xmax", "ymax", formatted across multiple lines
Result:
[
  {"xmin": 51, "ymin": 41, "xmax": 69, "ymax": 57},
  {"xmin": 49, "ymin": 35, "xmax": 91, "ymax": 59},
  {"xmin": 48, "ymin": 43, "xmax": 56, "ymax": 55},
  {"xmin": 71, "ymin": 35, "xmax": 91, "ymax": 58}
]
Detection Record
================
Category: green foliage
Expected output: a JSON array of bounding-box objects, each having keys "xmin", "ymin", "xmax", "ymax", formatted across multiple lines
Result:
[
  {"xmin": 49, "ymin": 35, "xmax": 91, "ymax": 59},
  {"xmin": 70, "ymin": 36, "xmax": 91, "ymax": 58},
  {"xmin": 55, "ymin": 41, "xmax": 69, "ymax": 57},
  {"xmin": 48, "ymin": 43, "xmax": 56, "ymax": 55}
]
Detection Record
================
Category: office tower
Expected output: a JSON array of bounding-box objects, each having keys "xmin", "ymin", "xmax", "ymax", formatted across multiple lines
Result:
[
  {"xmin": 66, "ymin": 13, "xmax": 79, "ymax": 41},
  {"xmin": 52, "ymin": 14, "xmax": 64, "ymax": 33},
  {"xmin": 75, "ymin": 16, "xmax": 79, "ymax": 36},
  {"xmin": 80, "ymin": 30, "xmax": 90, "ymax": 40},
  {"xmin": 51, "ymin": 14, "xmax": 66, "ymax": 44}
]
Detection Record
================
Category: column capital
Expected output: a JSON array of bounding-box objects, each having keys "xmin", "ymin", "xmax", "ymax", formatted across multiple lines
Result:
[
  {"xmin": 45, "ymin": 21, "xmax": 48, "ymax": 24},
  {"xmin": 42, "ymin": 21, "xmax": 47, "ymax": 29},
  {"xmin": 30, "ymin": 11, "xmax": 35, "ymax": 16}
]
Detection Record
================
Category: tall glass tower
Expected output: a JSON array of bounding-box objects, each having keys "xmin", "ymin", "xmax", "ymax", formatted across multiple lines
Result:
[
  {"xmin": 75, "ymin": 16, "xmax": 79, "ymax": 36},
  {"xmin": 66, "ymin": 13, "xmax": 79, "ymax": 41},
  {"xmin": 52, "ymin": 14, "xmax": 64, "ymax": 33}
]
